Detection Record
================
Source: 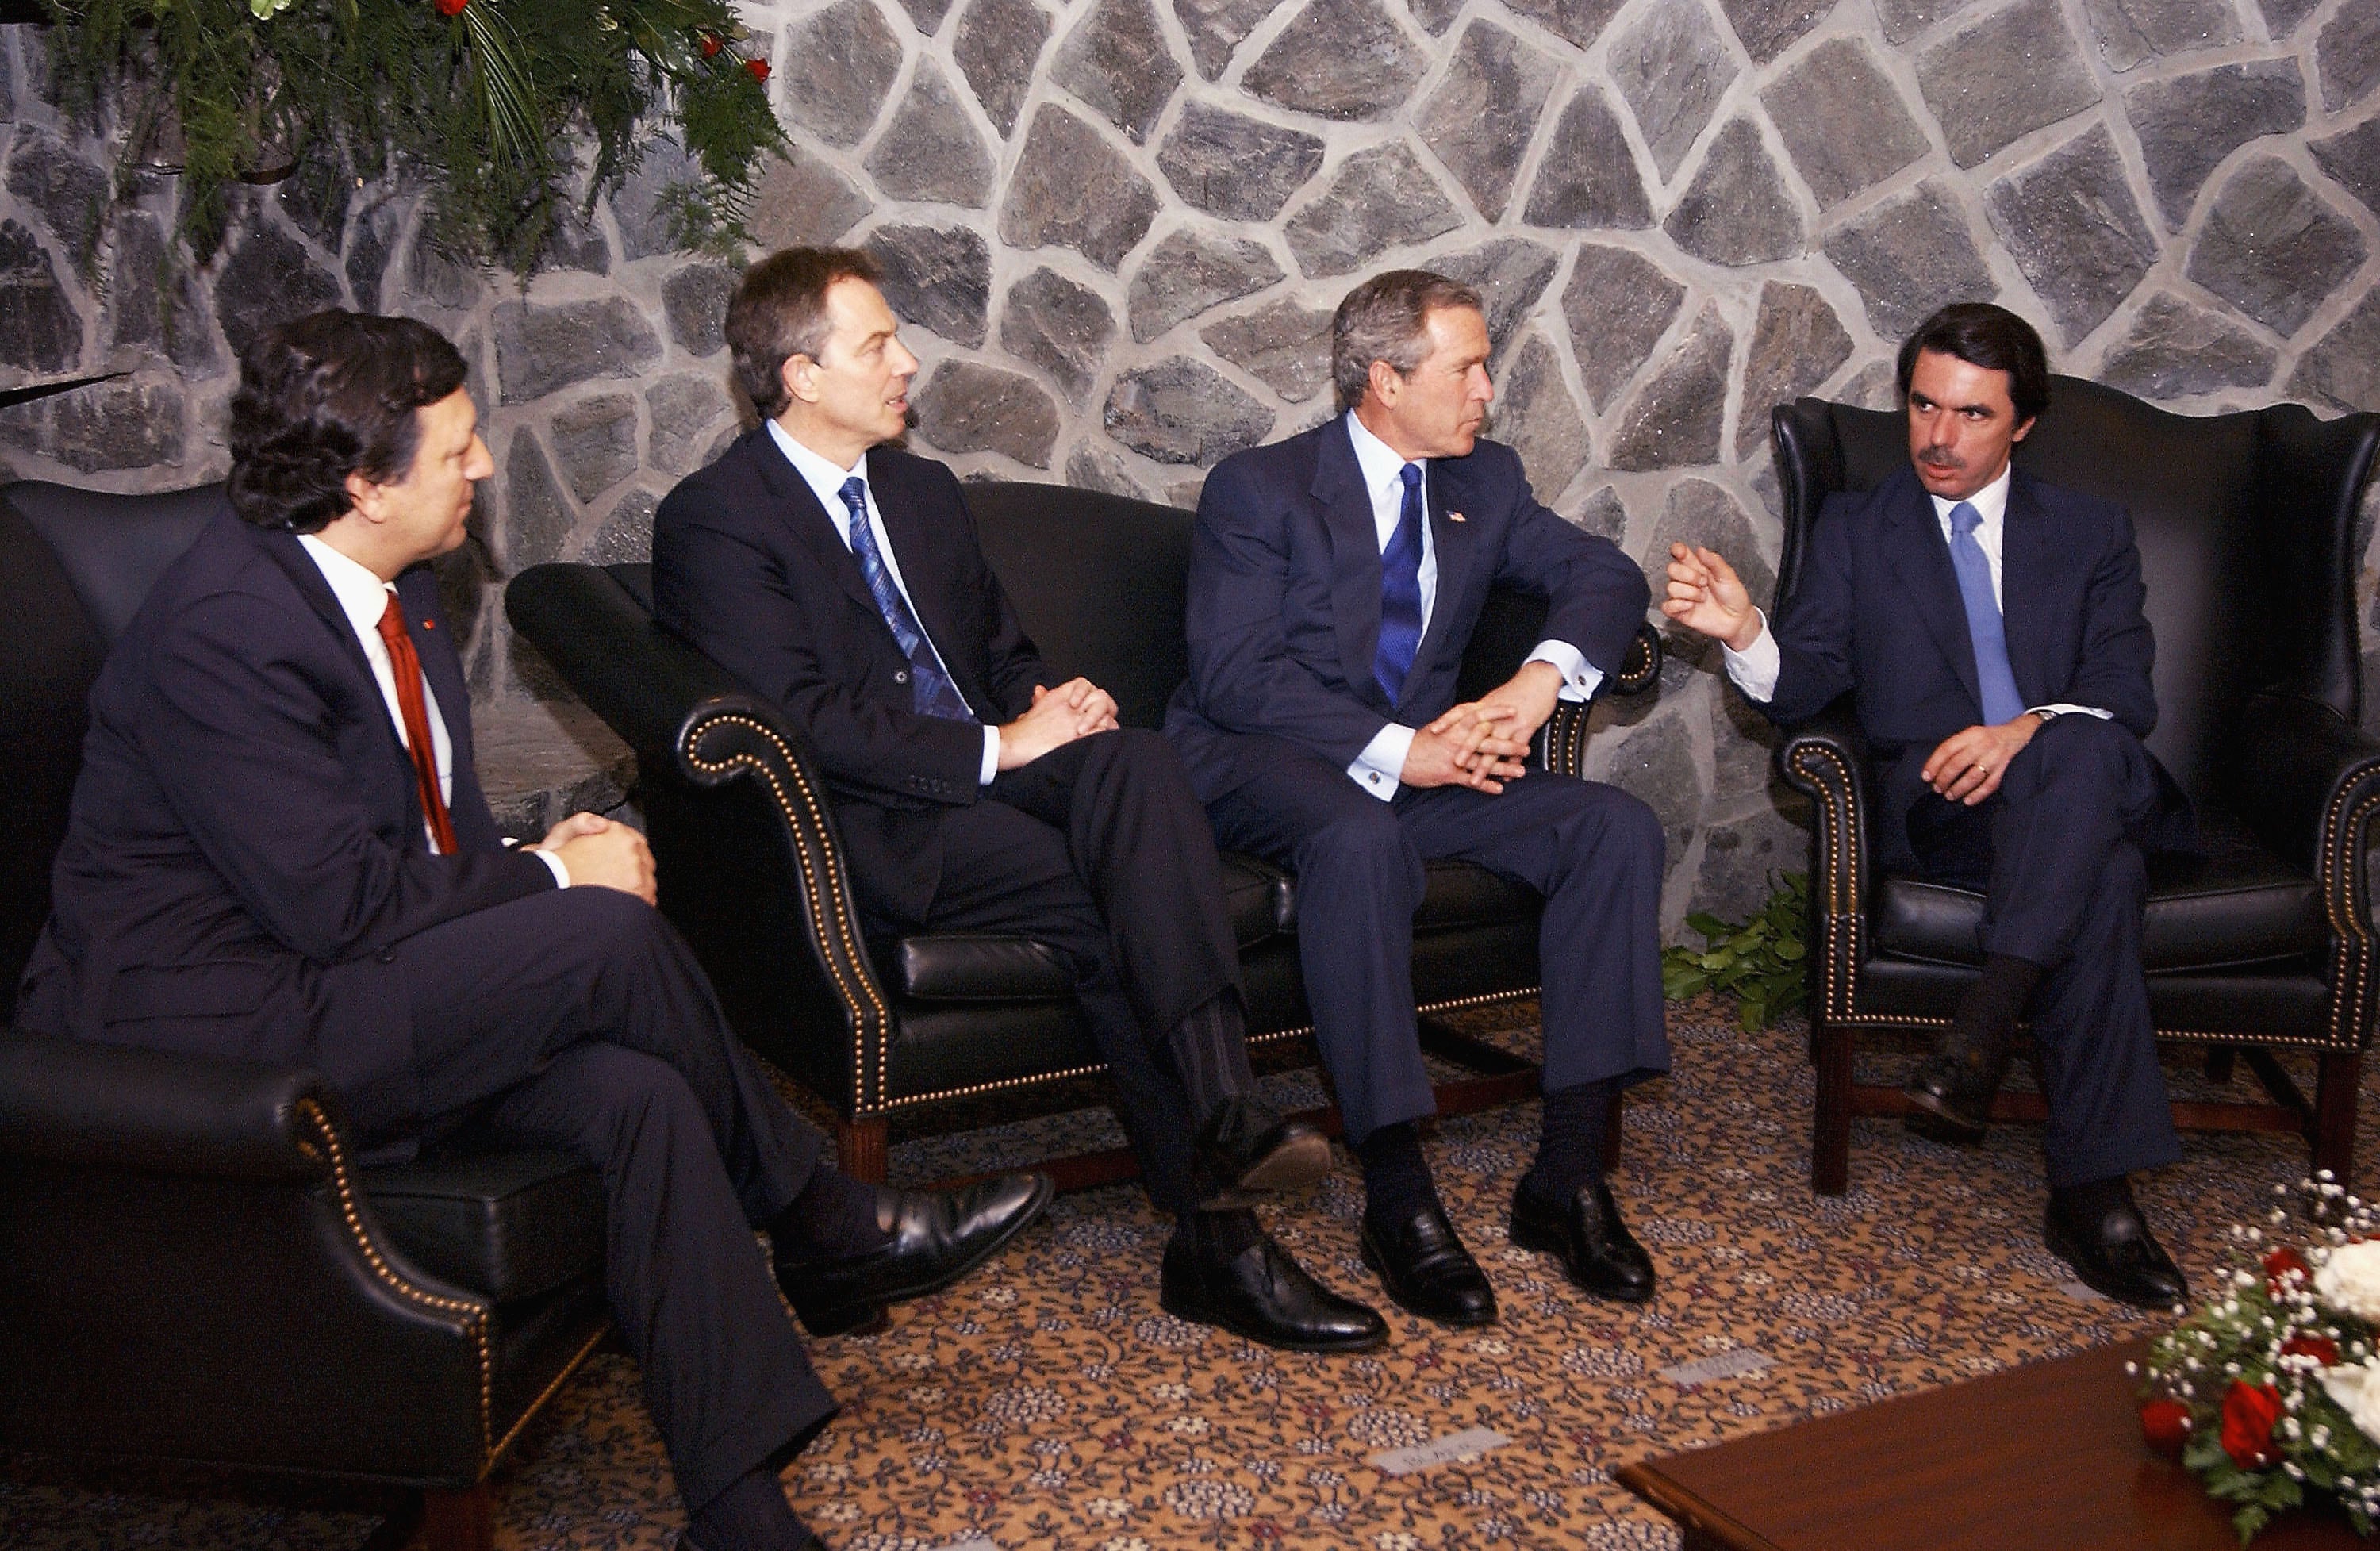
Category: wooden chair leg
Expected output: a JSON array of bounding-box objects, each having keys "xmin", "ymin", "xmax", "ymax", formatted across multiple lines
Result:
[
  {"xmin": 421, "ymin": 1483, "xmax": 494, "ymax": 1551},
  {"xmin": 1811, "ymin": 1016, "xmax": 1852, "ymax": 1196},
  {"xmin": 837, "ymin": 1117, "xmax": 889, "ymax": 1184},
  {"xmin": 2314, "ymin": 1050, "xmax": 2362, "ymax": 1186}
]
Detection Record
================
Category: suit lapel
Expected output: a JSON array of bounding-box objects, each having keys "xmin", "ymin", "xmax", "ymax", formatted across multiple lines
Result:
[
  {"xmin": 866, "ymin": 451, "xmax": 966, "ymax": 673},
  {"xmin": 1879, "ymin": 474, "xmax": 1984, "ymax": 714},
  {"xmin": 1998, "ymin": 474, "xmax": 2057, "ymax": 706},
  {"xmin": 1314, "ymin": 420, "xmax": 1392, "ymax": 712},
  {"xmin": 1407, "ymin": 458, "xmax": 1472, "ymax": 693},
  {"xmin": 751, "ymin": 429, "xmax": 884, "ymax": 623}
]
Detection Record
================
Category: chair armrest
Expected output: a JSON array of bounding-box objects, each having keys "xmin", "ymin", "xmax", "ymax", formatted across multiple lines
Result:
[
  {"xmin": 1541, "ymin": 624, "xmax": 1663, "ymax": 777},
  {"xmin": 505, "ymin": 563, "xmax": 756, "ymax": 771},
  {"xmin": 1772, "ymin": 697, "xmax": 1872, "ymax": 1023},
  {"xmin": 0, "ymin": 1030, "xmax": 330, "ymax": 1182}
]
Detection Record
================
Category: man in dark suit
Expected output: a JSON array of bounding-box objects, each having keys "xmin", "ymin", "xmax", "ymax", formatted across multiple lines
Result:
[
  {"xmin": 16, "ymin": 311, "xmax": 1054, "ymax": 1551},
  {"xmin": 1166, "ymin": 269, "xmax": 1670, "ymax": 1327},
  {"xmin": 651, "ymin": 248, "xmax": 1384, "ymax": 1354},
  {"xmin": 1663, "ymin": 301, "xmax": 2190, "ymax": 1307}
]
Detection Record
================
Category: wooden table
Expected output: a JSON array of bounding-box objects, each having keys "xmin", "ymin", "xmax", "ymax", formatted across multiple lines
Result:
[{"xmin": 1618, "ymin": 1338, "xmax": 2363, "ymax": 1549}]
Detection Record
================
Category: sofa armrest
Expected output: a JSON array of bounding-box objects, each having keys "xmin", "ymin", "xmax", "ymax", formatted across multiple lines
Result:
[
  {"xmin": 0, "ymin": 1030, "xmax": 330, "ymax": 1182},
  {"xmin": 1772, "ymin": 697, "xmax": 1872, "ymax": 1023},
  {"xmin": 1541, "ymin": 624, "xmax": 1663, "ymax": 777}
]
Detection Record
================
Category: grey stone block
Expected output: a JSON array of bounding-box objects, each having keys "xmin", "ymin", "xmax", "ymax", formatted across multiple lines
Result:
[
  {"xmin": 2260, "ymin": 0, "xmax": 2323, "ymax": 38},
  {"xmin": 2079, "ymin": 0, "xmax": 2238, "ymax": 72},
  {"xmin": 1716, "ymin": 0, "xmax": 1834, "ymax": 63},
  {"xmin": 1841, "ymin": 359, "xmax": 1899, "ymax": 409},
  {"xmin": 0, "ymin": 217, "xmax": 78, "ymax": 373},
  {"xmin": 407, "ymin": 223, "xmax": 487, "ymax": 314},
  {"xmin": 274, "ymin": 151, "xmax": 353, "ymax": 255},
  {"xmin": 608, "ymin": 138, "xmax": 703, "ymax": 264},
  {"xmin": 1242, "ymin": 0, "xmax": 1426, "ymax": 121},
  {"xmin": 1609, "ymin": 0, "xmax": 1739, "ymax": 182},
  {"xmin": 1601, "ymin": 704, "xmax": 1703, "ymax": 885},
  {"xmin": 2097, "ymin": 293, "xmax": 2274, "ymax": 398},
  {"xmin": 1200, "ymin": 298, "xmax": 1334, "ymax": 402},
  {"xmin": 346, "ymin": 203, "xmax": 396, "ymax": 317},
  {"xmin": 1128, "ymin": 227, "xmax": 1284, "ymax": 342},
  {"xmin": 1410, "ymin": 0, "xmax": 1462, "ymax": 33},
  {"xmin": 1694, "ymin": 804, "xmax": 1807, "ymax": 926},
  {"xmin": 2312, "ymin": 118, "xmax": 2380, "ymax": 225},
  {"xmin": 892, "ymin": 0, "xmax": 957, "ymax": 34},
  {"xmin": 1502, "ymin": 0, "xmax": 1624, "ymax": 49},
  {"xmin": 1521, "ymin": 87, "xmax": 1654, "ymax": 231},
  {"xmin": 1104, "ymin": 356, "xmax": 1274, "ymax": 463},
  {"xmin": 1665, "ymin": 117, "xmax": 1804, "ymax": 267},
  {"xmin": 586, "ymin": 486, "xmax": 660, "ymax": 567},
  {"xmin": 1710, "ymin": 680, "xmax": 1783, "ymax": 804},
  {"xmin": 1493, "ymin": 332, "xmax": 1591, "ymax": 504},
  {"xmin": 1561, "ymin": 243, "xmax": 1687, "ymax": 412},
  {"xmin": 1054, "ymin": 0, "xmax": 1183, "ymax": 144},
  {"xmin": 6, "ymin": 127, "xmax": 108, "ymax": 263},
  {"xmin": 2319, "ymin": 0, "xmax": 2380, "ymax": 113},
  {"xmin": 662, "ymin": 262, "xmax": 737, "ymax": 358},
  {"xmin": 1001, "ymin": 267, "xmax": 1117, "ymax": 405},
  {"xmin": 2288, "ymin": 291, "xmax": 2380, "ymax": 413},
  {"xmin": 867, "ymin": 61, "xmax": 996, "ymax": 206},
  {"xmin": 504, "ymin": 433, "xmax": 575, "ymax": 572},
  {"xmin": 1573, "ymin": 485, "xmax": 1628, "ymax": 543},
  {"xmin": 913, "ymin": 360, "xmax": 1062, "ymax": 466},
  {"xmin": 1434, "ymin": 237, "xmax": 1560, "ymax": 357},
  {"xmin": 492, "ymin": 297, "xmax": 663, "ymax": 405},
  {"xmin": 1821, "ymin": 179, "xmax": 1997, "ymax": 340},
  {"xmin": 1284, "ymin": 141, "xmax": 1462, "ymax": 278},
  {"xmin": 1645, "ymin": 478, "xmax": 1773, "ymax": 610},
  {"xmin": 549, "ymin": 392, "xmax": 640, "ymax": 503},
  {"xmin": 1065, "ymin": 440, "xmax": 1154, "ymax": 500},
  {"xmin": 957, "ymin": 0, "xmax": 1054, "ymax": 135},
  {"xmin": 1608, "ymin": 305, "xmax": 1733, "ymax": 470},
  {"xmin": 1917, "ymin": 0, "xmax": 2101, "ymax": 169},
  {"xmin": 214, "ymin": 224, "xmax": 344, "ymax": 356},
  {"xmin": 1874, "ymin": 0, "xmax": 1979, "ymax": 43},
  {"xmin": 999, "ymin": 105, "xmax": 1162, "ymax": 271},
  {"xmin": 748, "ymin": 148, "xmax": 873, "ymax": 250},
  {"xmin": 1156, "ymin": 105, "xmax": 1326, "ymax": 221},
  {"xmin": 1174, "ymin": 0, "xmax": 1279, "ymax": 78},
  {"xmin": 51, "ymin": 378, "xmax": 183, "ymax": 473},
  {"xmin": 1762, "ymin": 40, "xmax": 1929, "ymax": 210},
  {"xmin": 867, "ymin": 223, "xmax": 992, "ymax": 348},
  {"xmin": 530, "ymin": 201, "xmax": 612, "ymax": 278},
  {"xmin": 779, "ymin": 0, "xmax": 904, "ymax": 146},
  {"xmin": 2185, "ymin": 158, "xmax": 2366, "ymax": 337},
  {"xmin": 1737, "ymin": 282, "xmax": 1852, "ymax": 457},
  {"xmin": 646, "ymin": 374, "xmax": 736, "ymax": 476},
  {"xmin": 1983, "ymin": 124, "xmax": 2157, "ymax": 344},
  {"xmin": 2125, "ymin": 61, "xmax": 2305, "ymax": 228},
  {"xmin": 107, "ymin": 211, "xmax": 215, "ymax": 374},
  {"xmin": 1417, "ymin": 22, "xmax": 1559, "ymax": 221}
]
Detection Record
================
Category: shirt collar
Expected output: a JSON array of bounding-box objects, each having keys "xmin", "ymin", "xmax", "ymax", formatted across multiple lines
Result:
[
  {"xmin": 295, "ymin": 532, "xmax": 397, "ymax": 639},
  {"xmin": 766, "ymin": 417, "xmax": 871, "ymax": 520},
  {"xmin": 1929, "ymin": 462, "xmax": 2013, "ymax": 532},
  {"xmin": 1344, "ymin": 408, "xmax": 1418, "ymax": 504}
]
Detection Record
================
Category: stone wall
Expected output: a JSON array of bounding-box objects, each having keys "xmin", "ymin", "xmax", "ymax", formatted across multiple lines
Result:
[{"xmin": 2, "ymin": 1, "xmax": 2378, "ymax": 927}]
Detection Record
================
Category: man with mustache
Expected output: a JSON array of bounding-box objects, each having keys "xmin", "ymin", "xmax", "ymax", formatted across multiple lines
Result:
[
  {"xmin": 1167, "ymin": 268, "xmax": 1668, "ymax": 1328},
  {"xmin": 1663, "ymin": 301, "xmax": 2194, "ymax": 1307}
]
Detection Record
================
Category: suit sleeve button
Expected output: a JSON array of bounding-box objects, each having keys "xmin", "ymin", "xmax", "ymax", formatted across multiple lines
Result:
[{"xmin": 376, "ymin": 946, "xmax": 396, "ymax": 964}]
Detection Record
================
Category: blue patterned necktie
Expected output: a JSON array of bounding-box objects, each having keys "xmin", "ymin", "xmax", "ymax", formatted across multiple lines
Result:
[
  {"xmin": 1374, "ymin": 463, "xmax": 1426, "ymax": 704},
  {"xmin": 1946, "ymin": 500, "xmax": 2025, "ymax": 725},
  {"xmin": 837, "ymin": 477, "xmax": 971, "ymax": 721}
]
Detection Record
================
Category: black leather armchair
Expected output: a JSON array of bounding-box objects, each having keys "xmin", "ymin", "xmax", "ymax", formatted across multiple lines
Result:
[
  {"xmin": 507, "ymin": 479, "xmax": 1658, "ymax": 1186},
  {"xmin": 0, "ymin": 481, "xmax": 609, "ymax": 1551},
  {"xmin": 1768, "ymin": 379, "xmax": 2380, "ymax": 1195}
]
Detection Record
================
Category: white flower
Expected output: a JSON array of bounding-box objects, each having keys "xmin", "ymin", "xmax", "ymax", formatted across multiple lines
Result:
[
  {"xmin": 2317, "ymin": 1242, "xmax": 2380, "ymax": 1319},
  {"xmin": 2322, "ymin": 1357, "xmax": 2380, "ymax": 1444}
]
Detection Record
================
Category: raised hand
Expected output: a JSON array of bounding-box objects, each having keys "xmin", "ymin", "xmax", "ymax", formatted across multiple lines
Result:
[{"xmin": 1660, "ymin": 543, "xmax": 1764, "ymax": 652}]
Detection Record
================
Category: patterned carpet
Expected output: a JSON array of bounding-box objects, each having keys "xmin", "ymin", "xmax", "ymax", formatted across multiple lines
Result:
[{"xmin": 2, "ymin": 995, "xmax": 2350, "ymax": 1550}]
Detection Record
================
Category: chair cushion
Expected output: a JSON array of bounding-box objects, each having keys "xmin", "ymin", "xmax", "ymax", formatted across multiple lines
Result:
[
  {"xmin": 362, "ymin": 1147, "xmax": 605, "ymax": 1303},
  {"xmin": 1870, "ymin": 821, "xmax": 2324, "ymax": 973}
]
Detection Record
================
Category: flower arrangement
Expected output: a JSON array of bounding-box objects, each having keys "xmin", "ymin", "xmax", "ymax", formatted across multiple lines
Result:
[
  {"xmin": 2136, "ymin": 1175, "xmax": 2380, "ymax": 1542},
  {"xmin": 43, "ymin": 0, "xmax": 785, "ymax": 271}
]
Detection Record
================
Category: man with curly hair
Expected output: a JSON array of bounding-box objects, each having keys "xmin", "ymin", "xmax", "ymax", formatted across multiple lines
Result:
[{"xmin": 16, "ymin": 310, "xmax": 1052, "ymax": 1551}]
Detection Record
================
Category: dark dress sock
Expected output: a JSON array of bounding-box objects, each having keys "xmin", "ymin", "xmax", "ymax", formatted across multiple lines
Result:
[
  {"xmin": 1169, "ymin": 991, "xmax": 1259, "ymax": 1123},
  {"xmin": 1357, "ymin": 1121, "xmax": 1442, "ymax": 1229},
  {"xmin": 772, "ymin": 1165, "xmax": 889, "ymax": 1264},
  {"xmin": 1952, "ymin": 953, "xmax": 2046, "ymax": 1055},
  {"xmin": 686, "ymin": 1461, "xmax": 816, "ymax": 1551},
  {"xmin": 2048, "ymin": 1172, "xmax": 2134, "ymax": 1221},
  {"xmin": 1517, "ymin": 1078, "xmax": 1614, "ymax": 1212},
  {"xmin": 1183, "ymin": 1207, "xmax": 1266, "ymax": 1260}
]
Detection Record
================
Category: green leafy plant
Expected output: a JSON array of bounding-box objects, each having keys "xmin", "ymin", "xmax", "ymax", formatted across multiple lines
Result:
[
  {"xmin": 44, "ymin": 0, "xmax": 787, "ymax": 272},
  {"xmin": 1661, "ymin": 870, "xmax": 1809, "ymax": 1031}
]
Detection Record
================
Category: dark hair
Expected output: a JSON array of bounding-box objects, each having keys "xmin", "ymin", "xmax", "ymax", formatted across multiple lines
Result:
[
  {"xmin": 226, "ymin": 310, "xmax": 469, "ymax": 533},
  {"xmin": 1331, "ymin": 269, "xmax": 1485, "ymax": 411},
  {"xmin": 1895, "ymin": 302, "xmax": 2051, "ymax": 424},
  {"xmin": 727, "ymin": 247, "xmax": 884, "ymax": 418}
]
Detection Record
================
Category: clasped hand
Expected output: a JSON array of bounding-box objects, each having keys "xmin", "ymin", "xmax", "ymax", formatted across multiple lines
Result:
[
  {"xmin": 1401, "ymin": 662, "xmax": 1562, "ymax": 793},
  {"xmin": 533, "ymin": 811, "xmax": 658, "ymax": 904},
  {"xmin": 996, "ymin": 677, "xmax": 1120, "ymax": 770}
]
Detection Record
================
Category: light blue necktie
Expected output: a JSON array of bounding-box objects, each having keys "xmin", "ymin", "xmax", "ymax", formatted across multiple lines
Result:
[
  {"xmin": 1946, "ymin": 501, "xmax": 2025, "ymax": 725},
  {"xmin": 1374, "ymin": 463, "xmax": 1426, "ymax": 704},
  {"xmin": 837, "ymin": 477, "xmax": 971, "ymax": 721}
]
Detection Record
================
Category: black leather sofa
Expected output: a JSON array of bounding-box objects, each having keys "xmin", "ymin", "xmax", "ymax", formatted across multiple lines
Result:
[
  {"xmin": 0, "ymin": 480, "xmax": 610, "ymax": 1551},
  {"xmin": 1768, "ymin": 378, "xmax": 2380, "ymax": 1194},
  {"xmin": 508, "ymin": 478, "xmax": 1659, "ymax": 1185}
]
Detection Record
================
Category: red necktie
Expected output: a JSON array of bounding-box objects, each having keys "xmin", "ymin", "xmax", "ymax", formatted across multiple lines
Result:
[{"xmin": 375, "ymin": 592, "xmax": 459, "ymax": 855}]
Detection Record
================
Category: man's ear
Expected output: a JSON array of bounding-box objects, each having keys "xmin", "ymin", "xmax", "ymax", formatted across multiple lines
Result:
[
  {"xmin": 343, "ymin": 468, "xmax": 384, "ymax": 523},
  {"xmin": 1367, "ymin": 358, "xmax": 1401, "ymax": 408},
  {"xmin": 780, "ymin": 354, "xmax": 820, "ymax": 409},
  {"xmin": 2011, "ymin": 415, "xmax": 2036, "ymax": 445}
]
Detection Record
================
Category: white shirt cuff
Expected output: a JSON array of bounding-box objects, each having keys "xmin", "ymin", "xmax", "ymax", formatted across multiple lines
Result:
[
  {"xmin": 1348, "ymin": 722, "xmax": 1414, "ymax": 802},
  {"xmin": 528, "ymin": 847, "xmax": 571, "ymax": 888},
  {"xmin": 1526, "ymin": 639, "xmax": 1602, "ymax": 701},
  {"xmin": 1720, "ymin": 610, "xmax": 1780, "ymax": 703},
  {"xmin": 980, "ymin": 724, "xmax": 1001, "ymax": 786},
  {"xmin": 2028, "ymin": 703, "xmax": 2113, "ymax": 721}
]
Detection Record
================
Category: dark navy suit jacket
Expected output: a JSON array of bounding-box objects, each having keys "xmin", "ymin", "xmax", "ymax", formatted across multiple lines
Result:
[
  {"xmin": 1764, "ymin": 463, "xmax": 2191, "ymax": 870},
  {"xmin": 1165, "ymin": 417, "xmax": 1647, "ymax": 797},
  {"xmin": 17, "ymin": 509, "xmax": 554, "ymax": 1143},
  {"xmin": 651, "ymin": 430, "xmax": 1057, "ymax": 919}
]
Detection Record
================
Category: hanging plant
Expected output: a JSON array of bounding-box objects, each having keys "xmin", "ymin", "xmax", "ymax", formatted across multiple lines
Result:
[{"xmin": 41, "ymin": 0, "xmax": 788, "ymax": 273}]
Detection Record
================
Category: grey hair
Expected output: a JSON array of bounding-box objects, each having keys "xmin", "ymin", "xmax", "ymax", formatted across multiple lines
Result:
[{"xmin": 1330, "ymin": 269, "xmax": 1485, "ymax": 411}]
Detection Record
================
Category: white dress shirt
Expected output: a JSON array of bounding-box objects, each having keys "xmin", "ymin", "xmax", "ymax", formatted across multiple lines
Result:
[
  {"xmin": 298, "ymin": 534, "xmax": 570, "ymax": 884},
  {"xmin": 1719, "ymin": 463, "xmax": 2109, "ymax": 723},
  {"xmin": 768, "ymin": 419, "xmax": 1002, "ymax": 786},
  {"xmin": 1342, "ymin": 410, "xmax": 1602, "ymax": 800}
]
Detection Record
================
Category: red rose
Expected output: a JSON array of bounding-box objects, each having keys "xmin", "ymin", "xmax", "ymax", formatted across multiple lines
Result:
[
  {"xmin": 2282, "ymin": 1334, "xmax": 2340, "ymax": 1367},
  {"xmin": 2140, "ymin": 1397, "xmax": 2192, "ymax": 1459},
  {"xmin": 746, "ymin": 56, "xmax": 771, "ymax": 83},
  {"xmin": 2266, "ymin": 1246, "xmax": 2313, "ymax": 1293},
  {"xmin": 699, "ymin": 33, "xmax": 722, "ymax": 56},
  {"xmin": 432, "ymin": 0, "xmax": 468, "ymax": 14},
  {"xmin": 2221, "ymin": 1380, "xmax": 2286, "ymax": 1468}
]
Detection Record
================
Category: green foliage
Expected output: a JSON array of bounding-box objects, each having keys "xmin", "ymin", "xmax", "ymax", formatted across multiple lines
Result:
[
  {"xmin": 1661, "ymin": 871, "xmax": 1809, "ymax": 1032},
  {"xmin": 44, "ymin": 0, "xmax": 785, "ymax": 272}
]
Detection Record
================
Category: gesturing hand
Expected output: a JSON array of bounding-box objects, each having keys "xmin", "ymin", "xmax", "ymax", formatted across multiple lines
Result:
[
  {"xmin": 1921, "ymin": 714, "xmax": 2042, "ymax": 805},
  {"xmin": 1660, "ymin": 543, "xmax": 1764, "ymax": 651}
]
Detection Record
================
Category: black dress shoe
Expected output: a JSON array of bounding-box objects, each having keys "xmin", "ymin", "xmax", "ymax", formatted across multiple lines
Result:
[
  {"xmin": 1359, "ymin": 1202, "xmax": 1497, "ymax": 1326},
  {"xmin": 2044, "ymin": 1192, "xmax": 2190, "ymax": 1310},
  {"xmin": 778, "ymin": 1171, "xmax": 1054, "ymax": 1337},
  {"xmin": 1508, "ymin": 1179, "xmax": 1656, "ymax": 1303},
  {"xmin": 1159, "ymin": 1230, "xmax": 1388, "ymax": 1352},
  {"xmin": 1196, "ymin": 1096, "xmax": 1332, "ymax": 1208},
  {"xmin": 1903, "ymin": 1026, "xmax": 2015, "ymax": 1146}
]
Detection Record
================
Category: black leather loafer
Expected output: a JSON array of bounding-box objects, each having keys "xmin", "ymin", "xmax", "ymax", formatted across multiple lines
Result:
[
  {"xmin": 1903, "ymin": 1025, "xmax": 2014, "ymax": 1146},
  {"xmin": 2044, "ymin": 1193, "xmax": 2189, "ymax": 1310},
  {"xmin": 779, "ymin": 1171, "xmax": 1054, "ymax": 1337},
  {"xmin": 1508, "ymin": 1179, "xmax": 1656, "ymax": 1303},
  {"xmin": 1358, "ymin": 1202, "xmax": 1497, "ymax": 1326},
  {"xmin": 1196, "ymin": 1096, "xmax": 1332, "ymax": 1208},
  {"xmin": 1159, "ymin": 1230, "xmax": 1387, "ymax": 1352}
]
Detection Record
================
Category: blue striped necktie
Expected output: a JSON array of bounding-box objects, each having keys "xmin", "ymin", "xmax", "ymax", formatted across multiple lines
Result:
[
  {"xmin": 1375, "ymin": 463, "xmax": 1426, "ymax": 704},
  {"xmin": 1946, "ymin": 500, "xmax": 2025, "ymax": 725},
  {"xmin": 837, "ymin": 477, "xmax": 971, "ymax": 721}
]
